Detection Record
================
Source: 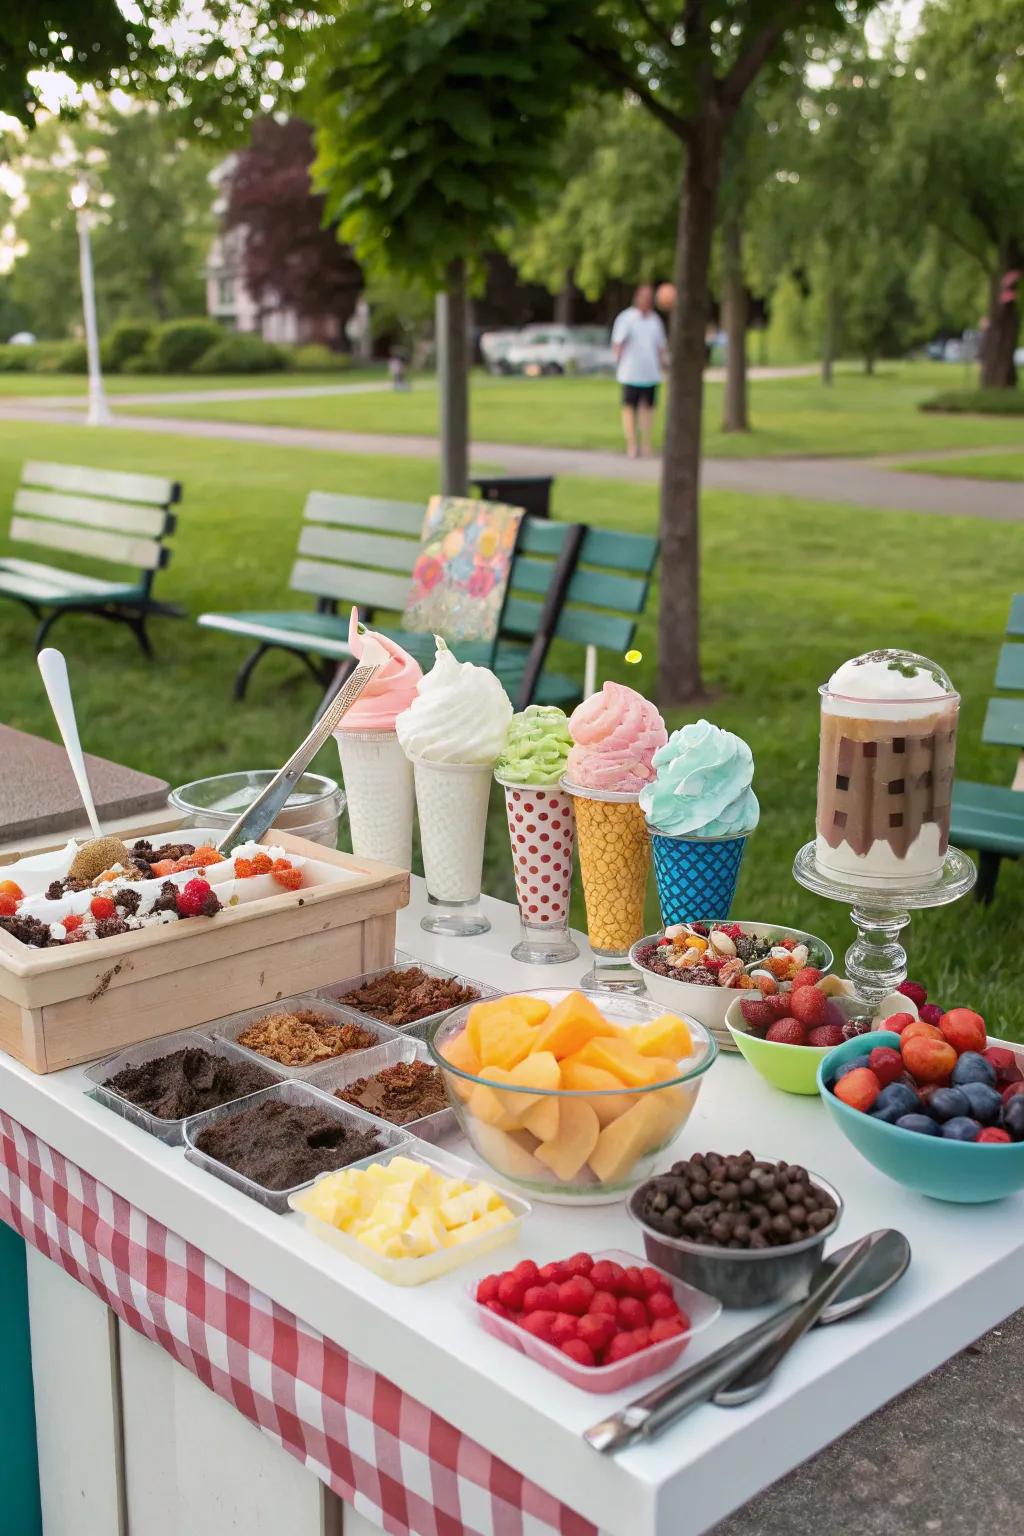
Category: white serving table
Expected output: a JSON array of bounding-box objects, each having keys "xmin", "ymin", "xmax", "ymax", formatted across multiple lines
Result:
[{"xmin": 3, "ymin": 880, "xmax": 1024, "ymax": 1536}]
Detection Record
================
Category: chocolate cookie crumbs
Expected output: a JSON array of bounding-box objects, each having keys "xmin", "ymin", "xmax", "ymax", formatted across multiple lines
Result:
[
  {"xmin": 337, "ymin": 1060, "xmax": 449, "ymax": 1125},
  {"xmin": 95, "ymin": 916, "xmax": 130, "ymax": 939},
  {"xmin": 0, "ymin": 914, "xmax": 53, "ymax": 948},
  {"xmin": 114, "ymin": 888, "xmax": 142, "ymax": 915},
  {"xmin": 150, "ymin": 880, "xmax": 181, "ymax": 916},
  {"xmin": 104, "ymin": 1045, "xmax": 275, "ymax": 1121},
  {"xmin": 236, "ymin": 1009, "xmax": 378, "ymax": 1067},
  {"xmin": 194, "ymin": 1099, "xmax": 382, "ymax": 1189},
  {"xmin": 337, "ymin": 967, "xmax": 482, "ymax": 1028}
]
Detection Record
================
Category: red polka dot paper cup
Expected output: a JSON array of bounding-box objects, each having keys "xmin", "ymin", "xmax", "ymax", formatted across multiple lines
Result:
[{"xmin": 501, "ymin": 783, "xmax": 579, "ymax": 964}]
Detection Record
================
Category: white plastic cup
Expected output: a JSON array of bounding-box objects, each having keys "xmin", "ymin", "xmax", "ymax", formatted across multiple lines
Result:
[
  {"xmin": 410, "ymin": 757, "xmax": 493, "ymax": 935},
  {"xmin": 336, "ymin": 729, "xmax": 415, "ymax": 869}
]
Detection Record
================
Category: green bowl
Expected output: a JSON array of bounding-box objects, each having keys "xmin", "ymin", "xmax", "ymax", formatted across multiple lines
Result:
[{"xmin": 725, "ymin": 998, "xmax": 832, "ymax": 1095}]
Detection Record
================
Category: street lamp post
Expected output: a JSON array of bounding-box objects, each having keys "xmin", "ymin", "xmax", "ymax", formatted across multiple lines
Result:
[{"xmin": 70, "ymin": 179, "xmax": 111, "ymax": 427}]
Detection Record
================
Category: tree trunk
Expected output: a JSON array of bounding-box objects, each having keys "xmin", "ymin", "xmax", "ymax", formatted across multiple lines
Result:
[
  {"xmin": 721, "ymin": 211, "xmax": 748, "ymax": 433},
  {"xmin": 821, "ymin": 285, "xmax": 837, "ymax": 386},
  {"xmin": 658, "ymin": 118, "xmax": 723, "ymax": 708},
  {"xmin": 979, "ymin": 241, "xmax": 1021, "ymax": 390},
  {"xmin": 436, "ymin": 257, "xmax": 469, "ymax": 496},
  {"xmin": 554, "ymin": 273, "xmax": 574, "ymax": 326},
  {"xmin": 864, "ymin": 354, "xmax": 875, "ymax": 376}
]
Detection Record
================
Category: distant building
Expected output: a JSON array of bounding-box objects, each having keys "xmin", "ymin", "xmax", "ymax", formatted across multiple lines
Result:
[{"xmin": 204, "ymin": 158, "xmax": 342, "ymax": 346}]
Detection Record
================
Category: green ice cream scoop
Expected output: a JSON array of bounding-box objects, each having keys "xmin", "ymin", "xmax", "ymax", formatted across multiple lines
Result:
[{"xmin": 495, "ymin": 705, "xmax": 573, "ymax": 786}]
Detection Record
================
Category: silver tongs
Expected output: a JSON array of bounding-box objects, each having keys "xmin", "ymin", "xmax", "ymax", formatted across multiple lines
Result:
[
  {"xmin": 215, "ymin": 662, "xmax": 380, "ymax": 852},
  {"xmin": 586, "ymin": 1231, "xmax": 884, "ymax": 1454}
]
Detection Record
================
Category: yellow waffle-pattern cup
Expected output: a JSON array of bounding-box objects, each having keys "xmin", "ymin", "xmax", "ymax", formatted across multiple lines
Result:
[{"xmin": 564, "ymin": 782, "xmax": 650, "ymax": 954}]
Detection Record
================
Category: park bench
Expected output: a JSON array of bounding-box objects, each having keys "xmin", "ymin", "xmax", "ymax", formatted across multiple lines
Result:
[
  {"xmin": 950, "ymin": 599, "xmax": 1024, "ymax": 901},
  {"xmin": 197, "ymin": 492, "xmax": 658, "ymax": 710},
  {"xmin": 0, "ymin": 460, "xmax": 183, "ymax": 655}
]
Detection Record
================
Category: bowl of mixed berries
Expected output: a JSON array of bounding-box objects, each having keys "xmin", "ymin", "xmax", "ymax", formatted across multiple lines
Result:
[
  {"xmin": 629, "ymin": 921, "xmax": 833, "ymax": 1040},
  {"xmin": 819, "ymin": 1004, "xmax": 1024, "ymax": 1202}
]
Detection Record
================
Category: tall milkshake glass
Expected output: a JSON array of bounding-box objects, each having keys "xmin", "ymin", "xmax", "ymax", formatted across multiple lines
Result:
[
  {"xmin": 495, "ymin": 705, "xmax": 578, "ymax": 964},
  {"xmin": 334, "ymin": 610, "xmax": 422, "ymax": 869}
]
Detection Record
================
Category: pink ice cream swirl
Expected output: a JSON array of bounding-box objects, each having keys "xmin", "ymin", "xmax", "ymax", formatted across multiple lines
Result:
[
  {"xmin": 334, "ymin": 608, "xmax": 423, "ymax": 732},
  {"xmin": 565, "ymin": 682, "xmax": 668, "ymax": 792}
]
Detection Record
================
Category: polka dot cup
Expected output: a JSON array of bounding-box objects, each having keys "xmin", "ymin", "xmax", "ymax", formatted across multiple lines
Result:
[{"xmin": 502, "ymin": 784, "xmax": 579, "ymax": 964}]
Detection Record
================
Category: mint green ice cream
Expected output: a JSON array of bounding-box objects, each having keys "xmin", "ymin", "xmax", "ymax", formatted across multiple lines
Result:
[
  {"xmin": 639, "ymin": 719, "xmax": 759, "ymax": 837},
  {"xmin": 495, "ymin": 706, "xmax": 573, "ymax": 786}
]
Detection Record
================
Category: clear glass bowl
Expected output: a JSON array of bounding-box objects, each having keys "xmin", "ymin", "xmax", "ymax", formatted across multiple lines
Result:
[
  {"xmin": 169, "ymin": 770, "xmax": 345, "ymax": 849},
  {"xmin": 427, "ymin": 989, "xmax": 717, "ymax": 1205}
]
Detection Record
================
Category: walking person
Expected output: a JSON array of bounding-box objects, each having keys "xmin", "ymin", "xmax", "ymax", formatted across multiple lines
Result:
[{"xmin": 611, "ymin": 284, "xmax": 669, "ymax": 458}]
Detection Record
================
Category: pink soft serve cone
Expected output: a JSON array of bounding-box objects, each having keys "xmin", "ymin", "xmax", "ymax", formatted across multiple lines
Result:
[{"xmin": 565, "ymin": 681, "xmax": 667, "ymax": 791}]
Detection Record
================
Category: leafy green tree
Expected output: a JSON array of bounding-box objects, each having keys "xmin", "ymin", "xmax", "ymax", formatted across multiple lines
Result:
[{"xmin": 0, "ymin": 3, "xmax": 146, "ymax": 123}]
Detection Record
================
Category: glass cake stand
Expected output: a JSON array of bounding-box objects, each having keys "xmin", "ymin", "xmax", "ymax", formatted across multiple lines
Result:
[{"xmin": 792, "ymin": 842, "xmax": 976, "ymax": 1013}]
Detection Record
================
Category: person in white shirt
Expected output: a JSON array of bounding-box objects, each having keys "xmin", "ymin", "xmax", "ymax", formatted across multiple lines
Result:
[{"xmin": 611, "ymin": 284, "xmax": 669, "ymax": 458}]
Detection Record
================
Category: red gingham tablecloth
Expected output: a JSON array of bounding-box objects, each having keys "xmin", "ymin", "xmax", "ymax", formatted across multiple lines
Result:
[{"xmin": 0, "ymin": 1111, "xmax": 599, "ymax": 1536}]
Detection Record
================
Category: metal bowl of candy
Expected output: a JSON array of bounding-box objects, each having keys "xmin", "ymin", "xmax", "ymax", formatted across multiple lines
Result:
[{"xmin": 628, "ymin": 922, "xmax": 834, "ymax": 1050}]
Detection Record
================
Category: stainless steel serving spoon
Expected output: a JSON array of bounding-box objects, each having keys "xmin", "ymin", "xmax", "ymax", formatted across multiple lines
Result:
[{"xmin": 585, "ymin": 1229, "xmax": 911, "ymax": 1454}]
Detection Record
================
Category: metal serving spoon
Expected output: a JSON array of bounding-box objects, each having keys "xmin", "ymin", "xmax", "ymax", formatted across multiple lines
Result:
[{"xmin": 585, "ymin": 1229, "xmax": 910, "ymax": 1454}]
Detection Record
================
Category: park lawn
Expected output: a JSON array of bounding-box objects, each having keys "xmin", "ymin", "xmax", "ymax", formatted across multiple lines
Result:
[
  {"xmin": 0, "ymin": 417, "xmax": 1021, "ymax": 1031},
  {"xmin": 0, "ymin": 369, "xmax": 385, "ymax": 398},
  {"xmin": 897, "ymin": 451, "xmax": 1024, "ymax": 482},
  {"xmin": 114, "ymin": 361, "xmax": 1024, "ymax": 460}
]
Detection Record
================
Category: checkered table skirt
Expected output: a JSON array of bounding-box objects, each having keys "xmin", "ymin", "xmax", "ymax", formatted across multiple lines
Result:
[{"xmin": 0, "ymin": 1111, "xmax": 599, "ymax": 1536}]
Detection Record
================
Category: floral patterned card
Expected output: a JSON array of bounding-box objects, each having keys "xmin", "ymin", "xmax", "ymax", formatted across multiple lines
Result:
[{"xmin": 402, "ymin": 495, "xmax": 524, "ymax": 646}]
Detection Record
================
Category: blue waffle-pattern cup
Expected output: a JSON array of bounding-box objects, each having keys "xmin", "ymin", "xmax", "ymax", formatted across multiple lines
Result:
[{"xmin": 650, "ymin": 831, "xmax": 747, "ymax": 926}]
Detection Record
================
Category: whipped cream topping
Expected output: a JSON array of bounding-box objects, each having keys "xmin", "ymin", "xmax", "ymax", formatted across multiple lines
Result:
[{"xmin": 395, "ymin": 638, "xmax": 512, "ymax": 765}]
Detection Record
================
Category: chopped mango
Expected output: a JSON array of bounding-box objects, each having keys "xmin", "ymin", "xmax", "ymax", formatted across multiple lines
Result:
[
  {"xmin": 529, "ymin": 989, "xmax": 620, "ymax": 1059},
  {"xmin": 466, "ymin": 996, "xmax": 544, "ymax": 1056},
  {"xmin": 576, "ymin": 1035, "xmax": 666, "ymax": 1087},
  {"xmin": 519, "ymin": 1095, "xmax": 560, "ymax": 1141},
  {"xmin": 502, "ymin": 994, "xmax": 552, "ymax": 1026},
  {"xmin": 440, "ymin": 1030, "xmax": 481, "ymax": 1100},
  {"xmin": 470, "ymin": 1123, "xmax": 547, "ymax": 1180},
  {"xmin": 630, "ymin": 1012, "xmax": 693, "ymax": 1060},
  {"xmin": 534, "ymin": 1098, "xmax": 601, "ymax": 1181},
  {"xmin": 492, "ymin": 1050, "xmax": 561, "ymax": 1118},
  {"xmin": 475, "ymin": 1011, "xmax": 537, "ymax": 1071},
  {"xmin": 588, "ymin": 1089, "xmax": 684, "ymax": 1184},
  {"xmin": 467, "ymin": 1080, "xmax": 519, "ymax": 1130},
  {"xmin": 558, "ymin": 1058, "xmax": 637, "ymax": 1126}
]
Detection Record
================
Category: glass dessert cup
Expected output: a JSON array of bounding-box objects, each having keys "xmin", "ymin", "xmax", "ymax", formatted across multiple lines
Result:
[
  {"xmin": 428, "ymin": 990, "xmax": 717, "ymax": 1206},
  {"xmin": 562, "ymin": 779, "xmax": 650, "ymax": 991},
  {"xmin": 335, "ymin": 729, "xmax": 415, "ymax": 868},
  {"xmin": 410, "ymin": 756, "xmax": 493, "ymax": 936},
  {"xmin": 169, "ymin": 770, "xmax": 344, "ymax": 849},
  {"xmin": 815, "ymin": 652, "xmax": 959, "ymax": 892},
  {"xmin": 500, "ymin": 781, "xmax": 579, "ymax": 965},
  {"xmin": 649, "ymin": 828, "xmax": 748, "ymax": 928}
]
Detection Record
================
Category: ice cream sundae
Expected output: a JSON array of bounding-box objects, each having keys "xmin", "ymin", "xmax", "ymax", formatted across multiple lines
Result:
[{"xmin": 496, "ymin": 706, "xmax": 578, "ymax": 963}]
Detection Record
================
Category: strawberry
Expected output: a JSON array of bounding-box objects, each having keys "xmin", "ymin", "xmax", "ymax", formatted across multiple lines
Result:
[
  {"xmin": 790, "ymin": 967, "xmax": 824, "ymax": 991},
  {"xmin": 62, "ymin": 913, "xmax": 84, "ymax": 932},
  {"xmin": 807, "ymin": 1025, "xmax": 845, "ymax": 1049},
  {"xmin": 766, "ymin": 1018, "xmax": 806, "ymax": 1046},
  {"xmin": 0, "ymin": 894, "xmax": 18, "ymax": 917},
  {"xmin": 789, "ymin": 985, "xmax": 828, "ymax": 1026},
  {"xmin": 765, "ymin": 993, "xmax": 793, "ymax": 1020},
  {"xmin": 897, "ymin": 980, "xmax": 928, "ymax": 1009},
  {"xmin": 557, "ymin": 1276, "xmax": 594, "ymax": 1315},
  {"xmin": 740, "ymin": 998, "xmax": 774, "ymax": 1030}
]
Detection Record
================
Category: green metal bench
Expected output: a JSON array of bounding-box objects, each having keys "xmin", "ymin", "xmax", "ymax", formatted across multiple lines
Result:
[
  {"xmin": 198, "ymin": 492, "xmax": 658, "ymax": 710},
  {"xmin": 950, "ymin": 594, "xmax": 1024, "ymax": 901},
  {"xmin": 0, "ymin": 460, "xmax": 183, "ymax": 655}
]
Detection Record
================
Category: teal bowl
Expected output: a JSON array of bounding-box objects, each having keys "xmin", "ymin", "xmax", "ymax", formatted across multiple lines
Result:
[{"xmin": 818, "ymin": 1032, "xmax": 1024, "ymax": 1204}]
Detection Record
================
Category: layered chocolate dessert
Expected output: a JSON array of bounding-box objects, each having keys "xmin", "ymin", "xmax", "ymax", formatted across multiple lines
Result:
[{"xmin": 815, "ymin": 650, "xmax": 958, "ymax": 887}]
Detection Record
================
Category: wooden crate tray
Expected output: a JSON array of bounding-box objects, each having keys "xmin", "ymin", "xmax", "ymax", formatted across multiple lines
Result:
[{"xmin": 0, "ymin": 829, "xmax": 409, "ymax": 1073}]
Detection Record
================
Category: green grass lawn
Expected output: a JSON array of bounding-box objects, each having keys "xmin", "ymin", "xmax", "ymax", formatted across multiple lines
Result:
[
  {"xmin": 1, "ymin": 418, "xmax": 1021, "ymax": 1032},
  {"xmin": 111, "ymin": 362, "xmax": 1024, "ymax": 461},
  {"xmin": 898, "ymin": 451, "xmax": 1024, "ymax": 482},
  {"xmin": 0, "ymin": 369, "xmax": 385, "ymax": 397}
]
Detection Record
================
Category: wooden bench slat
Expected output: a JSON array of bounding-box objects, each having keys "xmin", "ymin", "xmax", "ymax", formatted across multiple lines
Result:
[
  {"xmin": 10, "ymin": 516, "xmax": 166, "ymax": 572},
  {"xmin": 288, "ymin": 558, "xmax": 411, "ymax": 613},
  {"xmin": 982, "ymin": 696, "xmax": 1024, "ymax": 749},
  {"xmin": 517, "ymin": 521, "xmax": 573, "ymax": 557},
  {"xmin": 198, "ymin": 610, "xmax": 355, "ymax": 657},
  {"xmin": 0, "ymin": 557, "xmax": 147, "ymax": 596},
  {"xmin": 995, "ymin": 642, "xmax": 1024, "ymax": 691},
  {"xmin": 304, "ymin": 492, "xmax": 425, "ymax": 536},
  {"xmin": 951, "ymin": 780, "xmax": 1024, "ymax": 856},
  {"xmin": 21, "ymin": 460, "xmax": 177, "ymax": 507},
  {"xmin": 14, "ymin": 488, "xmax": 169, "ymax": 539},
  {"xmin": 500, "ymin": 595, "xmax": 635, "ymax": 652},
  {"xmin": 1008, "ymin": 594, "xmax": 1024, "ymax": 638},
  {"xmin": 579, "ymin": 528, "xmax": 659, "ymax": 574},
  {"xmin": 509, "ymin": 556, "xmax": 647, "ymax": 612},
  {"xmin": 296, "ymin": 524, "xmax": 419, "ymax": 574},
  {"xmin": 0, "ymin": 561, "xmax": 141, "ymax": 606}
]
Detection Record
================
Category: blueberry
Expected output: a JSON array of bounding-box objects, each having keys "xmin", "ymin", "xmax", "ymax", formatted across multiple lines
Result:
[
  {"xmin": 940, "ymin": 1116, "xmax": 982, "ymax": 1142},
  {"xmin": 875, "ymin": 1082, "xmax": 920, "ymax": 1118},
  {"xmin": 896, "ymin": 1113, "xmax": 940, "ymax": 1136},
  {"xmin": 958, "ymin": 1082, "xmax": 1003, "ymax": 1125},
  {"xmin": 929, "ymin": 1086, "xmax": 971, "ymax": 1122},
  {"xmin": 1004, "ymin": 1096, "xmax": 1024, "ymax": 1142},
  {"xmin": 834, "ymin": 1055, "xmax": 873, "ymax": 1082},
  {"xmin": 951, "ymin": 1053, "xmax": 997, "ymax": 1089},
  {"xmin": 871, "ymin": 1105, "xmax": 905, "ymax": 1124}
]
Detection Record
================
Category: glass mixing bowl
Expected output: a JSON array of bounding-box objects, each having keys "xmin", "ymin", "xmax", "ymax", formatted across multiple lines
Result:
[{"xmin": 169, "ymin": 771, "xmax": 345, "ymax": 849}]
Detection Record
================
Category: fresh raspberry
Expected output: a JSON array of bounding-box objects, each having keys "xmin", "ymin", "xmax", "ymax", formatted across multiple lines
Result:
[
  {"xmin": 176, "ymin": 878, "xmax": 220, "ymax": 918},
  {"xmin": 62, "ymin": 913, "xmax": 84, "ymax": 932},
  {"xmin": 649, "ymin": 1317, "xmax": 688, "ymax": 1343},
  {"xmin": 898, "ymin": 980, "xmax": 928, "ymax": 1008},
  {"xmin": 978, "ymin": 1127, "xmax": 1011, "ymax": 1143},
  {"xmin": 234, "ymin": 858, "xmax": 256, "ymax": 878},
  {"xmin": 740, "ymin": 998, "xmax": 774, "ymax": 1030},
  {"xmin": 766, "ymin": 1018, "xmax": 806, "ymax": 1046},
  {"xmin": 918, "ymin": 1004, "xmax": 944, "ymax": 1026},
  {"xmin": 0, "ymin": 880, "xmax": 23, "ymax": 899},
  {"xmin": 496, "ymin": 1274, "xmax": 527, "ymax": 1311},
  {"xmin": 646, "ymin": 1290, "xmax": 680, "ymax": 1321},
  {"xmin": 617, "ymin": 1296, "xmax": 648, "ymax": 1330},
  {"xmin": 538, "ymin": 1260, "xmax": 567, "ymax": 1284},
  {"xmin": 588, "ymin": 1291, "xmax": 618, "ymax": 1317},
  {"xmin": 550, "ymin": 1313, "xmax": 579, "ymax": 1346},
  {"xmin": 520, "ymin": 1310, "xmax": 557, "ymax": 1341},
  {"xmin": 789, "ymin": 986, "xmax": 828, "ymax": 1025},
  {"xmin": 640, "ymin": 1266, "xmax": 670, "ymax": 1295},
  {"xmin": 704, "ymin": 955, "xmax": 724, "ymax": 971},
  {"xmin": 629, "ymin": 1326, "xmax": 652, "ymax": 1351},
  {"xmin": 512, "ymin": 1258, "xmax": 539, "ymax": 1285},
  {"xmin": 807, "ymin": 1025, "xmax": 845, "ymax": 1048},
  {"xmin": 0, "ymin": 894, "xmax": 17, "ymax": 917},
  {"xmin": 476, "ymin": 1274, "xmax": 500, "ymax": 1305},
  {"xmin": 272, "ymin": 866, "xmax": 303, "ymax": 890},
  {"xmin": 560, "ymin": 1339, "xmax": 596, "ymax": 1368},
  {"xmin": 790, "ymin": 967, "xmax": 824, "ymax": 991},
  {"xmin": 557, "ymin": 1276, "xmax": 594, "ymax": 1315},
  {"xmin": 722, "ymin": 923, "xmax": 743, "ymax": 940},
  {"xmin": 577, "ymin": 1314, "xmax": 616, "ymax": 1353},
  {"xmin": 765, "ymin": 993, "xmax": 793, "ymax": 1020},
  {"xmin": 484, "ymin": 1300, "xmax": 509, "ymax": 1318},
  {"xmin": 621, "ymin": 1266, "xmax": 648, "ymax": 1298},
  {"xmin": 90, "ymin": 895, "xmax": 116, "ymax": 921},
  {"xmin": 562, "ymin": 1251, "xmax": 594, "ymax": 1278},
  {"xmin": 604, "ymin": 1332, "xmax": 641, "ymax": 1363},
  {"xmin": 588, "ymin": 1260, "xmax": 624, "ymax": 1292},
  {"xmin": 252, "ymin": 852, "xmax": 273, "ymax": 874}
]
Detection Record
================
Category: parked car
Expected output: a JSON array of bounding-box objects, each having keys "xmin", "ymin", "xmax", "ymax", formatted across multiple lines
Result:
[
  {"xmin": 479, "ymin": 330, "xmax": 521, "ymax": 374},
  {"xmin": 500, "ymin": 325, "xmax": 615, "ymax": 376}
]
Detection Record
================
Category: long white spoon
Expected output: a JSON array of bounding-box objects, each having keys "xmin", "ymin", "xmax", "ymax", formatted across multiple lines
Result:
[{"xmin": 37, "ymin": 648, "xmax": 103, "ymax": 840}]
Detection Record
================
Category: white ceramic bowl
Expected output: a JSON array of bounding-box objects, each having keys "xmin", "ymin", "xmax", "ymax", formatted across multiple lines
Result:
[{"xmin": 627, "ymin": 923, "xmax": 835, "ymax": 1031}]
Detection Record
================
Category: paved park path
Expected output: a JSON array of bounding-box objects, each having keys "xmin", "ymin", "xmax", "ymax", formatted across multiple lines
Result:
[{"xmin": 2, "ymin": 392, "xmax": 1021, "ymax": 521}]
